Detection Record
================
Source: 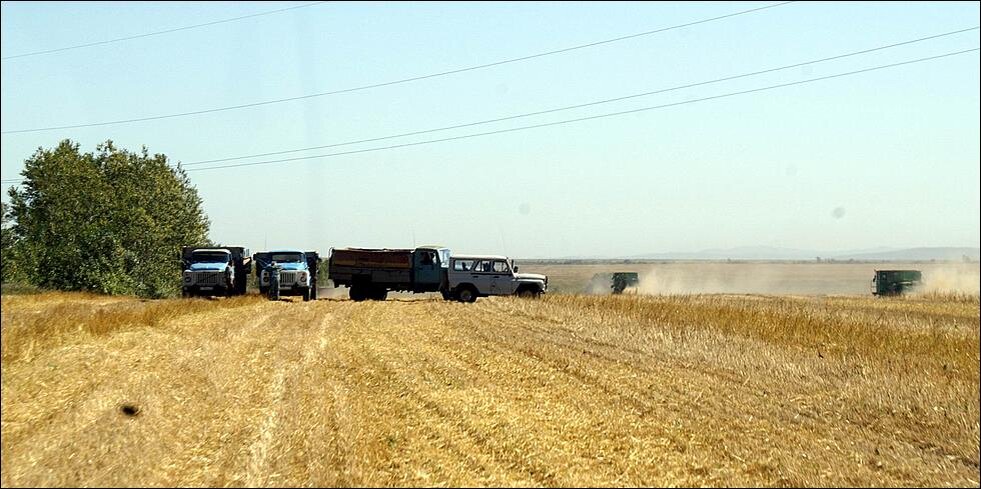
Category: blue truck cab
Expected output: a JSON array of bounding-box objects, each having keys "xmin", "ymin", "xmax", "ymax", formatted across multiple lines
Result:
[
  {"xmin": 181, "ymin": 246, "xmax": 251, "ymax": 298},
  {"xmin": 253, "ymin": 250, "xmax": 321, "ymax": 301}
]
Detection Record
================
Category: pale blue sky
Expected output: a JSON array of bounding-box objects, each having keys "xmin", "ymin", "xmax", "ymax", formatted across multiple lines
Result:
[{"xmin": 2, "ymin": 1, "xmax": 978, "ymax": 258}]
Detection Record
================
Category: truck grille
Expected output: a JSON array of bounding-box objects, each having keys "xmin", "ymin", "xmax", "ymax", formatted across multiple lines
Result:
[
  {"xmin": 279, "ymin": 272, "xmax": 297, "ymax": 287},
  {"xmin": 193, "ymin": 272, "xmax": 224, "ymax": 286}
]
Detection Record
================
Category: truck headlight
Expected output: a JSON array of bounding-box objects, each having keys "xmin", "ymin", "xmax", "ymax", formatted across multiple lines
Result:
[
  {"xmin": 183, "ymin": 273, "xmax": 192, "ymax": 283},
  {"xmin": 298, "ymin": 271, "xmax": 307, "ymax": 282}
]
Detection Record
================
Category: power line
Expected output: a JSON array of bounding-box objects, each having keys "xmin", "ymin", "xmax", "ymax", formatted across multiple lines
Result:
[
  {"xmin": 181, "ymin": 26, "xmax": 979, "ymax": 167},
  {"xmin": 1, "ymin": 2, "xmax": 329, "ymax": 61},
  {"xmin": 182, "ymin": 48, "xmax": 978, "ymax": 173},
  {"xmin": 0, "ymin": 1, "xmax": 793, "ymax": 135},
  {"xmin": 4, "ymin": 47, "xmax": 976, "ymax": 186}
]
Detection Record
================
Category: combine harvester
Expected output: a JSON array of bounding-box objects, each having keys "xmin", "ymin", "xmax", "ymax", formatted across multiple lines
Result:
[
  {"xmin": 871, "ymin": 269, "xmax": 922, "ymax": 296},
  {"xmin": 587, "ymin": 271, "xmax": 640, "ymax": 295}
]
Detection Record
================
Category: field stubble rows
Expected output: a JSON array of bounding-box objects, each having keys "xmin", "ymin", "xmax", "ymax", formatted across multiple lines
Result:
[{"xmin": 1, "ymin": 290, "xmax": 978, "ymax": 487}]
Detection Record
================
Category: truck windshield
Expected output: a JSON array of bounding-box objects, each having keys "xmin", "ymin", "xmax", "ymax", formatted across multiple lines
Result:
[
  {"xmin": 271, "ymin": 253, "xmax": 304, "ymax": 263},
  {"xmin": 191, "ymin": 252, "xmax": 230, "ymax": 263}
]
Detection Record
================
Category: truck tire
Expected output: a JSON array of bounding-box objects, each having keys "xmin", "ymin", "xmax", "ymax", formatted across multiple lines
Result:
[
  {"xmin": 302, "ymin": 287, "xmax": 311, "ymax": 302},
  {"xmin": 441, "ymin": 290, "xmax": 455, "ymax": 301},
  {"xmin": 457, "ymin": 286, "xmax": 477, "ymax": 303},
  {"xmin": 350, "ymin": 286, "xmax": 367, "ymax": 302},
  {"xmin": 269, "ymin": 286, "xmax": 280, "ymax": 301},
  {"xmin": 182, "ymin": 289, "xmax": 190, "ymax": 299},
  {"xmin": 371, "ymin": 289, "xmax": 388, "ymax": 301}
]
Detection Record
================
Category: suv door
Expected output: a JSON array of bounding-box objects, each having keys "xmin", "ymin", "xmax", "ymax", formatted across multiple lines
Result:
[
  {"xmin": 470, "ymin": 259, "xmax": 496, "ymax": 294},
  {"xmin": 490, "ymin": 260, "xmax": 514, "ymax": 295}
]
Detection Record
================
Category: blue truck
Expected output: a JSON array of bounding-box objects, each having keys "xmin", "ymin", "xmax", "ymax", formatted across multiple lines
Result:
[
  {"xmin": 181, "ymin": 246, "xmax": 252, "ymax": 298},
  {"xmin": 253, "ymin": 250, "xmax": 321, "ymax": 301}
]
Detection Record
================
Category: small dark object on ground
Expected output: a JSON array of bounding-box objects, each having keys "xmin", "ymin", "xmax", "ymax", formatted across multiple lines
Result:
[{"xmin": 120, "ymin": 404, "xmax": 141, "ymax": 417}]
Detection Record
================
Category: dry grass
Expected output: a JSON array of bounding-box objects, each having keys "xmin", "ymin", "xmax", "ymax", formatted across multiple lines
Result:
[{"xmin": 1, "ymin": 290, "xmax": 978, "ymax": 487}]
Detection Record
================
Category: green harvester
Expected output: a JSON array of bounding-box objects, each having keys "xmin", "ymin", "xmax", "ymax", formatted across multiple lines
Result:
[
  {"xmin": 611, "ymin": 272, "xmax": 640, "ymax": 294},
  {"xmin": 871, "ymin": 270, "xmax": 922, "ymax": 296}
]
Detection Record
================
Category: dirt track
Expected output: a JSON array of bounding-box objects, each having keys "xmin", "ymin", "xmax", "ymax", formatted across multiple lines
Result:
[{"xmin": 1, "ymin": 293, "xmax": 978, "ymax": 486}]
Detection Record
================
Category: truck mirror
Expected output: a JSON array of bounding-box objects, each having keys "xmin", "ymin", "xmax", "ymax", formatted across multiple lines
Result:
[{"xmin": 514, "ymin": 266, "xmax": 519, "ymax": 272}]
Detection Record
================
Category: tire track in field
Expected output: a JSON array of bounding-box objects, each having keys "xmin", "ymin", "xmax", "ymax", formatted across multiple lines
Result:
[
  {"xmin": 476, "ymin": 298, "xmax": 980, "ymax": 485},
  {"xmin": 0, "ymin": 298, "xmax": 275, "ymax": 487},
  {"xmin": 356, "ymin": 301, "xmax": 648, "ymax": 485},
  {"xmin": 326, "ymin": 301, "xmax": 550, "ymax": 486},
  {"xmin": 240, "ymin": 303, "xmax": 337, "ymax": 486}
]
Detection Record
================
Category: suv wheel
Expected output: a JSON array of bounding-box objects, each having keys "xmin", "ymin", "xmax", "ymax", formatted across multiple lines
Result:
[
  {"xmin": 517, "ymin": 288, "xmax": 538, "ymax": 299},
  {"xmin": 457, "ymin": 286, "xmax": 477, "ymax": 303}
]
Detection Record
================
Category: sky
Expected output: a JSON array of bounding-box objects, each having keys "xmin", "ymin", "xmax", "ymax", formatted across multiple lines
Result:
[{"xmin": 1, "ymin": 1, "xmax": 979, "ymax": 258}]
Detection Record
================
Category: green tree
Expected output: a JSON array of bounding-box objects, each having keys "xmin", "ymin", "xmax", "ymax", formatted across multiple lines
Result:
[
  {"xmin": 7, "ymin": 140, "xmax": 210, "ymax": 297},
  {"xmin": 1, "ymin": 201, "xmax": 19, "ymax": 283}
]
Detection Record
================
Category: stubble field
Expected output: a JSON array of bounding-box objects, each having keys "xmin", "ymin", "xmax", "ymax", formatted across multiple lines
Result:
[{"xmin": 1, "ymin": 262, "xmax": 979, "ymax": 487}]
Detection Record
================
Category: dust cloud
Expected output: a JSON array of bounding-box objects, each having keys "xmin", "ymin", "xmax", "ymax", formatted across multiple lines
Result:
[
  {"xmin": 567, "ymin": 262, "xmax": 981, "ymax": 297},
  {"xmin": 635, "ymin": 265, "xmax": 798, "ymax": 295},
  {"xmin": 918, "ymin": 267, "xmax": 980, "ymax": 295}
]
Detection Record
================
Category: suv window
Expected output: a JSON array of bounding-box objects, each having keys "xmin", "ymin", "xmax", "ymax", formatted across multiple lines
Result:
[
  {"xmin": 453, "ymin": 259, "xmax": 474, "ymax": 271},
  {"xmin": 492, "ymin": 261, "xmax": 510, "ymax": 273},
  {"xmin": 474, "ymin": 260, "xmax": 494, "ymax": 273}
]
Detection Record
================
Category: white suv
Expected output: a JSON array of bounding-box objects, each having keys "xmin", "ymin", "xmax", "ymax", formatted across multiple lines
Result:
[{"xmin": 447, "ymin": 255, "xmax": 547, "ymax": 303}]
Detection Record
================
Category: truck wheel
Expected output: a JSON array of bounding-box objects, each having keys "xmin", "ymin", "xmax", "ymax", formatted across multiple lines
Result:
[
  {"xmin": 374, "ymin": 289, "xmax": 388, "ymax": 301},
  {"xmin": 259, "ymin": 286, "xmax": 268, "ymax": 295},
  {"xmin": 182, "ymin": 290, "xmax": 190, "ymax": 299},
  {"xmin": 457, "ymin": 286, "xmax": 477, "ymax": 303},
  {"xmin": 269, "ymin": 286, "xmax": 280, "ymax": 301},
  {"xmin": 302, "ymin": 287, "xmax": 311, "ymax": 302},
  {"xmin": 350, "ymin": 286, "xmax": 366, "ymax": 302},
  {"xmin": 441, "ymin": 290, "xmax": 455, "ymax": 301}
]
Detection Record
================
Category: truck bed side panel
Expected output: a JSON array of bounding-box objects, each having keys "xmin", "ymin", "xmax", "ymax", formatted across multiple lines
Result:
[{"xmin": 330, "ymin": 249, "xmax": 412, "ymax": 269}]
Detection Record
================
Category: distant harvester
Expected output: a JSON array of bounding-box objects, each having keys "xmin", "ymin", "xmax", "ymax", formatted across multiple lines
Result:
[{"xmin": 871, "ymin": 269, "xmax": 922, "ymax": 296}]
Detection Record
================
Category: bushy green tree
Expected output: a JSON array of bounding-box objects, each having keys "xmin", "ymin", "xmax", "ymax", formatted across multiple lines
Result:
[
  {"xmin": 1, "ymin": 201, "xmax": 20, "ymax": 283},
  {"xmin": 6, "ymin": 140, "xmax": 210, "ymax": 297}
]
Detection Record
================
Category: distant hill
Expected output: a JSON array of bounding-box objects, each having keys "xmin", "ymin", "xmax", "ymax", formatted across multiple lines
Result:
[
  {"xmin": 626, "ymin": 246, "xmax": 979, "ymax": 261},
  {"xmin": 832, "ymin": 247, "xmax": 979, "ymax": 261}
]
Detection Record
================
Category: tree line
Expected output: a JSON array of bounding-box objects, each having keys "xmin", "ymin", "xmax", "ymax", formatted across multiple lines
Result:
[{"xmin": 1, "ymin": 140, "xmax": 210, "ymax": 298}]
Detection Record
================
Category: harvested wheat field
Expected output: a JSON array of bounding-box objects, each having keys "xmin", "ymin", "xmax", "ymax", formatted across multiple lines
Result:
[{"xmin": 1, "ymin": 291, "xmax": 979, "ymax": 487}]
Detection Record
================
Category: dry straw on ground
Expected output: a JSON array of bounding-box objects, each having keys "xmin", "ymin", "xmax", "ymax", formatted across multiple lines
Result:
[{"xmin": 1, "ymin": 290, "xmax": 978, "ymax": 486}]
